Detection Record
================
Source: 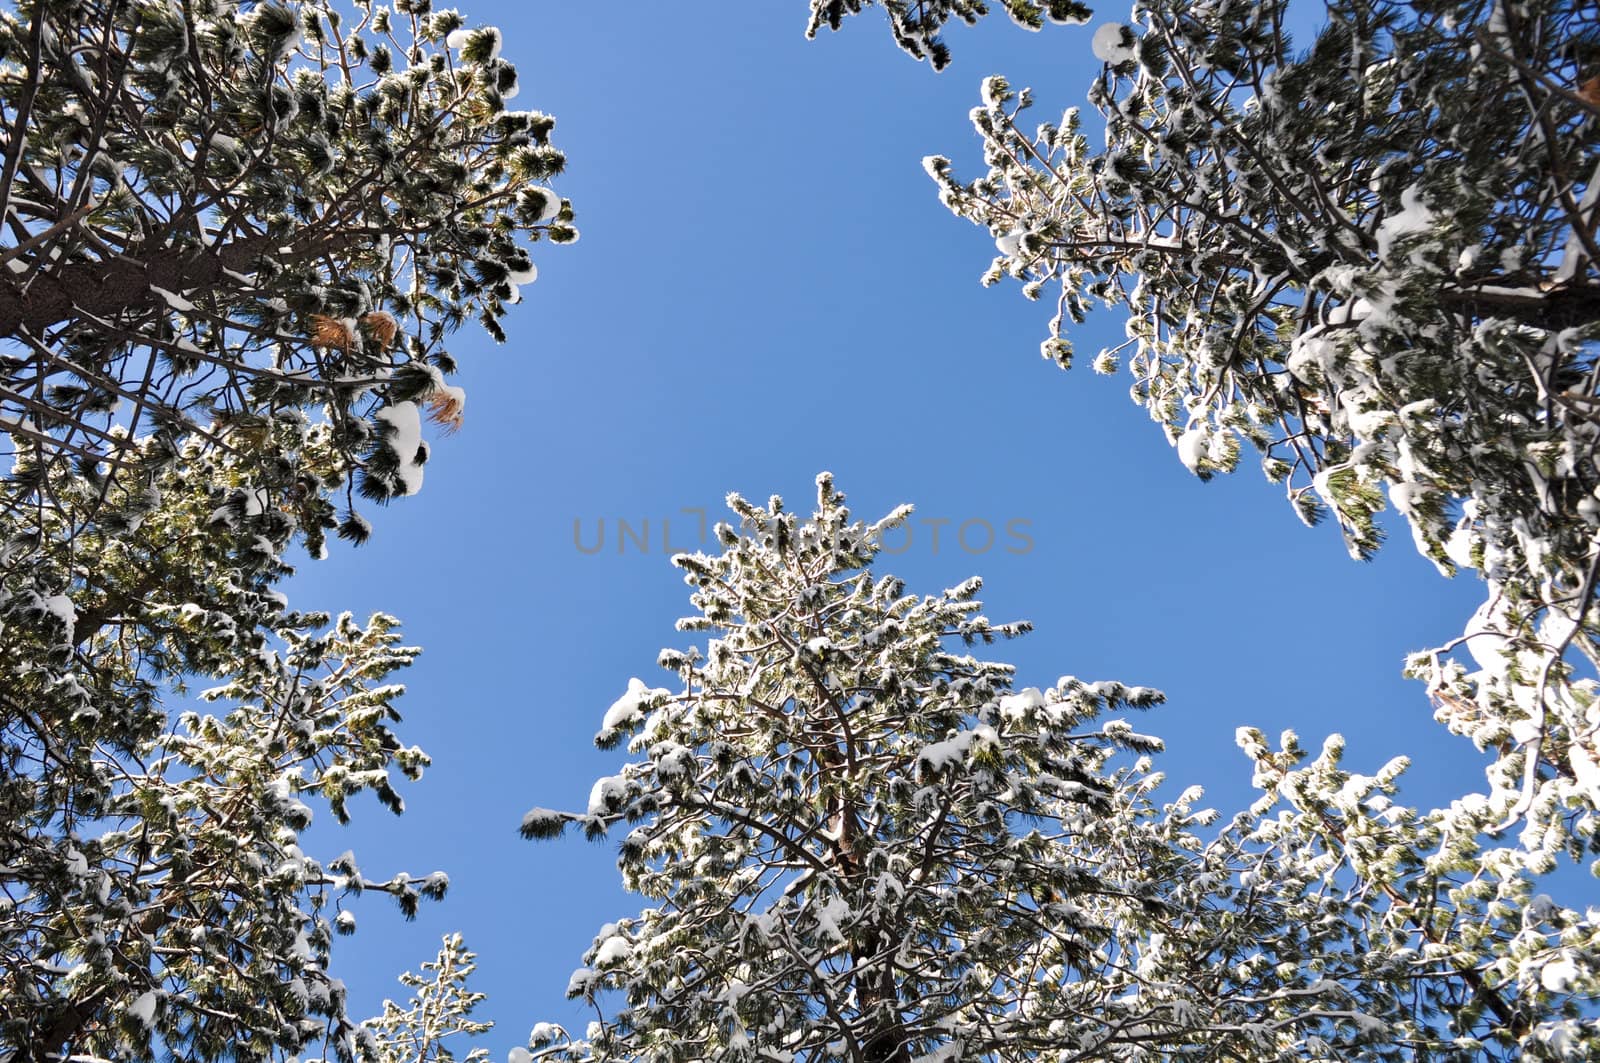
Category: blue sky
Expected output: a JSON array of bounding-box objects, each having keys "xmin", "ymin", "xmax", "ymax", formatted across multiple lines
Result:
[{"xmin": 291, "ymin": 4, "xmax": 1497, "ymax": 1049}]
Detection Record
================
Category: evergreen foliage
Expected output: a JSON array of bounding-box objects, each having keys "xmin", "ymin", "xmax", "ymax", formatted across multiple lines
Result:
[
  {"xmin": 355, "ymin": 935, "xmax": 495, "ymax": 1063},
  {"xmin": 0, "ymin": 1, "xmax": 569, "ymax": 1059},
  {"xmin": 9, "ymin": 1, "xmax": 1600, "ymax": 1060},
  {"xmin": 804, "ymin": 1, "xmax": 1092, "ymax": 69},
  {"xmin": 831, "ymin": 0, "xmax": 1600, "ymax": 848},
  {"xmin": 1, "ymin": 424, "xmax": 444, "ymax": 1062},
  {"xmin": 0, "ymin": 0, "xmax": 573, "ymax": 519},
  {"xmin": 523, "ymin": 477, "xmax": 1600, "ymax": 1062}
]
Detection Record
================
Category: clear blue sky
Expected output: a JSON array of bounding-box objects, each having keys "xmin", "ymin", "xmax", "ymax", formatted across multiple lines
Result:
[{"xmin": 291, "ymin": 4, "xmax": 1496, "ymax": 1050}]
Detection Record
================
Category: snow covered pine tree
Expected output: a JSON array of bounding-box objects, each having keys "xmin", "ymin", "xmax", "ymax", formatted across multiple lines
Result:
[
  {"xmin": 816, "ymin": 1, "xmax": 1600, "ymax": 853},
  {"xmin": 803, "ymin": 1, "xmax": 1093, "ymax": 71},
  {"xmin": 520, "ymin": 476, "xmax": 1600, "ymax": 1061},
  {"xmin": 355, "ymin": 934, "xmax": 496, "ymax": 1063},
  {"xmin": 0, "ymin": 1, "xmax": 572, "ymax": 1060}
]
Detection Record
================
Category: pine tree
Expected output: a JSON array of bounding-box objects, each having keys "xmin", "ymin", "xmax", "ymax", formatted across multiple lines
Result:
[
  {"xmin": 816, "ymin": 0, "xmax": 1600, "ymax": 847},
  {"xmin": 0, "ymin": 1, "xmax": 569, "ymax": 1059},
  {"xmin": 0, "ymin": 0, "xmax": 573, "ymax": 523},
  {"xmin": 0, "ymin": 426, "xmax": 452, "ymax": 1063},
  {"xmin": 803, "ymin": 1, "xmax": 1092, "ymax": 70},
  {"xmin": 355, "ymin": 935, "xmax": 495, "ymax": 1063},
  {"xmin": 521, "ymin": 477, "xmax": 1599, "ymax": 1061}
]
